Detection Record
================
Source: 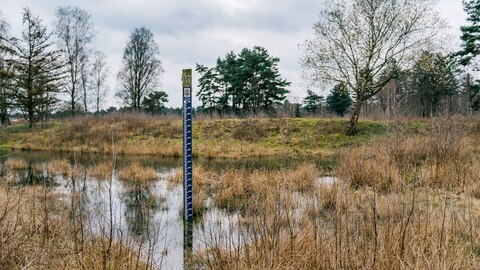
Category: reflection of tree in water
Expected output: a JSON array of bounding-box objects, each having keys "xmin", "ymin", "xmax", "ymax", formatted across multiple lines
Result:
[
  {"xmin": 123, "ymin": 183, "xmax": 165, "ymax": 237},
  {"xmin": 15, "ymin": 163, "xmax": 57, "ymax": 187},
  {"xmin": 68, "ymin": 169, "xmax": 91, "ymax": 224}
]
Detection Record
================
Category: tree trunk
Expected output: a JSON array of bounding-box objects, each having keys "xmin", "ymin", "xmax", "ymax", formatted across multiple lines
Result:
[
  {"xmin": 28, "ymin": 108, "xmax": 34, "ymax": 128},
  {"xmin": 82, "ymin": 74, "xmax": 88, "ymax": 113},
  {"xmin": 71, "ymin": 97, "xmax": 76, "ymax": 117},
  {"xmin": 0, "ymin": 107, "xmax": 10, "ymax": 125},
  {"xmin": 348, "ymin": 99, "xmax": 363, "ymax": 135},
  {"xmin": 83, "ymin": 90, "xmax": 87, "ymax": 113}
]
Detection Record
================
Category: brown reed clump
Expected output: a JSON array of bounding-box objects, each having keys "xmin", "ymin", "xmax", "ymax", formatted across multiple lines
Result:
[
  {"xmin": 338, "ymin": 146, "xmax": 401, "ymax": 192},
  {"xmin": 212, "ymin": 169, "xmax": 250, "ymax": 212},
  {"xmin": 46, "ymin": 159, "xmax": 73, "ymax": 176},
  {"xmin": 88, "ymin": 161, "xmax": 113, "ymax": 180},
  {"xmin": 118, "ymin": 162, "xmax": 158, "ymax": 183},
  {"xmin": 3, "ymin": 158, "xmax": 28, "ymax": 170},
  {"xmin": 284, "ymin": 163, "xmax": 318, "ymax": 192}
]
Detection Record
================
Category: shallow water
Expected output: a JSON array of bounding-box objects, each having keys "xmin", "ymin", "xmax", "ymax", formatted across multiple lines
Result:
[{"xmin": 0, "ymin": 149, "xmax": 334, "ymax": 269}]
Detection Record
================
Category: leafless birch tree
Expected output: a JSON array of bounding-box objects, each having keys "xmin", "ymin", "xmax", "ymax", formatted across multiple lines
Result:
[
  {"xmin": 90, "ymin": 50, "xmax": 109, "ymax": 114},
  {"xmin": 55, "ymin": 6, "xmax": 95, "ymax": 115}
]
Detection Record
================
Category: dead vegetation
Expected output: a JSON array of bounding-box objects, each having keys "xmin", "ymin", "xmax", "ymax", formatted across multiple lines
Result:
[
  {"xmin": 0, "ymin": 113, "xmax": 390, "ymax": 158},
  {"xmin": 88, "ymin": 161, "xmax": 113, "ymax": 180},
  {"xmin": 189, "ymin": 117, "xmax": 480, "ymax": 269},
  {"xmin": 4, "ymin": 158, "xmax": 28, "ymax": 170},
  {"xmin": 118, "ymin": 162, "xmax": 158, "ymax": 183},
  {"xmin": 0, "ymin": 175, "xmax": 160, "ymax": 269}
]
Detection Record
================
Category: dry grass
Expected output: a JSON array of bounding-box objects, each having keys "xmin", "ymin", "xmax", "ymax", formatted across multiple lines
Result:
[
  {"xmin": 4, "ymin": 158, "xmax": 28, "ymax": 170},
  {"xmin": 46, "ymin": 159, "xmax": 73, "ymax": 176},
  {"xmin": 118, "ymin": 162, "xmax": 158, "ymax": 183},
  {"xmin": 88, "ymin": 161, "xmax": 113, "ymax": 180},
  {"xmin": 0, "ymin": 113, "xmax": 389, "ymax": 158},
  {"xmin": 168, "ymin": 164, "xmax": 320, "ymax": 215},
  {"xmin": 191, "ymin": 117, "xmax": 480, "ymax": 269},
  {"xmin": 0, "ymin": 181, "xmax": 155, "ymax": 269}
]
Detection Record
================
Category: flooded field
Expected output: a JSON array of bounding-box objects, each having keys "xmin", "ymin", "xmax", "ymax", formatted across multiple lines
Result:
[
  {"xmin": 2, "ymin": 126, "xmax": 479, "ymax": 270},
  {"xmin": 0, "ymin": 150, "xmax": 333, "ymax": 269}
]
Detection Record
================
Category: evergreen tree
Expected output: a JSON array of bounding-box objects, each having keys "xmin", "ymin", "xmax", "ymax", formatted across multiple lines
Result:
[
  {"xmin": 458, "ymin": 0, "xmax": 480, "ymax": 111},
  {"xmin": 466, "ymin": 74, "xmax": 480, "ymax": 111},
  {"xmin": 195, "ymin": 64, "xmax": 221, "ymax": 115},
  {"xmin": 326, "ymin": 83, "xmax": 352, "ymax": 117},
  {"xmin": 196, "ymin": 46, "xmax": 290, "ymax": 116},
  {"xmin": 239, "ymin": 47, "xmax": 290, "ymax": 115},
  {"xmin": 142, "ymin": 91, "xmax": 168, "ymax": 115},
  {"xmin": 8, "ymin": 8, "xmax": 65, "ymax": 127},
  {"xmin": 458, "ymin": 0, "xmax": 480, "ymax": 66},
  {"xmin": 411, "ymin": 52, "xmax": 457, "ymax": 117},
  {"xmin": 294, "ymin": 103, "xmax": 302, "ymax": 118},
  {"xmin": 303, "ymin": 90, "xmax": 324, "ymax": 115}
]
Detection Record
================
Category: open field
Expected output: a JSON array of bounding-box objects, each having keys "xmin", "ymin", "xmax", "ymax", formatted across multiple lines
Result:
[{"xmin": 0, "ymin": 113, "xmax": 400, "ymax": 159}]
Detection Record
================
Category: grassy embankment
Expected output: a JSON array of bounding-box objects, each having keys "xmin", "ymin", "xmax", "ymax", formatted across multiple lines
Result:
[{"xmin": 0, "ymin": 113, "xmax": 394, "ymax": 158}]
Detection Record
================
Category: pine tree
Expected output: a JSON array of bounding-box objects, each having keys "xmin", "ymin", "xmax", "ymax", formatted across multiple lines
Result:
[
  {"xmin": 195, "ymin": 64, "xmax": 221, "ymax": 115},
  {"xmin": 412, "ymin": 52, "xmax": 457, "ymax": 117},
  {"xmin": 142, "ymin": 91, "xmax": 168, "ymax": 115},
  {"xmin": 196, "ymin": 46, "xmax": 290, "ymax": 116},
  {"xmin": 459, "ymin": 0, "xmax": 480, "ymax": 66},
  {"xmin": 458, "ymin": 0, "xmax": 480, "ymax": 111},
  {"xmin": 8, "ymin": 8, "xmax": 65, "ymax": 127},
  {"xmin": 303, "ymin": 90, "xmax": 324, "ymax": 115},
  {"xmin": 326, "ymin": 83, "xmax": 352, "ymax": 117}
]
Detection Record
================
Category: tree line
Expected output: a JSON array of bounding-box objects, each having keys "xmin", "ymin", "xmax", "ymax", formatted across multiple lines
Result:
[
  {"xmin": 0, "ymin": 7, "xmax": 168, "ymax": 127},
  {"xmin": 1, "ymin": 1, "xmax": 479, "ymax": 135},
  {"xmin": 302, "ymin": 0, "xmax": 480, "ymax": 134}
]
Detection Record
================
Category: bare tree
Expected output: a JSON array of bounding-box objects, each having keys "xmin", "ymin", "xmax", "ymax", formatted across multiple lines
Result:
[
  {"xmin": 0, "ymin": 12, "xmax": 11, "ymax": 125},
  {"xmin": 80, "ymin": 56, "xmax": 90, "ymax": 113},
  {"xmin": 7, "ymin": 8, "xmax": 65, "ymax": 128},
  {"xmin": 302, "ymin": 0, "xmax": 445, "ymax": 134},
  {"xmin": 117, "ymin": 27, "xmax": 163, "ymax": 110},
  {"xmin": 55, "ymin": 6, "xmax": 95, "ymax": 116},
  {"xmin": 90, "ymin": 50, "xmax": 109, "ymax": 114}
]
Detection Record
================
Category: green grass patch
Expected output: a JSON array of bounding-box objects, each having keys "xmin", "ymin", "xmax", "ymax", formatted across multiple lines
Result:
[{"xmin": 0, "ymin": 115, "xmax": 427, "ymax": 158}]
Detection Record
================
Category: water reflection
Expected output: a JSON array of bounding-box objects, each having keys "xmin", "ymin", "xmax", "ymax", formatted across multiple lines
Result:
[
  {"xmin": 123, "ymin": 183, "xmax": 163, "ymax": 237},
  {"xmin": 0, "ymin": 149, "xmax": 332, "ymax": 269},
  {"xmin": 183, "ymin": 221, "xmax": 194, "ymax": 269},
  {"xmin": 0, "ymin": 149, "xmax": 335, "ymax": 172},
  {"xmin": 14, "ymin": 163, "xmax": 57, "ymax": 187}
]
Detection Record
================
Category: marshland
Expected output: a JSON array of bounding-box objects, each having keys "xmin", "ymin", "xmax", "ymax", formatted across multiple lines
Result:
[
  {"xmin": 0, "ymin": 115, "xmax": 479, "ymax": 269},
  {"xmin": 1, "ymin": 0, "xmax": 480, "ymax": 269}
]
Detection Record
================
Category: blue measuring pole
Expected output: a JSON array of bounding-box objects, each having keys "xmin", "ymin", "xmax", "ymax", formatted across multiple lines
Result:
[{"xmin": 182, "ymin": 69, "xmax": 193, "ymax": 221}]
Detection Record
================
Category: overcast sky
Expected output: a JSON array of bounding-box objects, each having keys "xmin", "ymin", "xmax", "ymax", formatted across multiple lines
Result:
[{"xmin": 0, "ymin": 0, "xmax": 468, "ymax": 109}]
